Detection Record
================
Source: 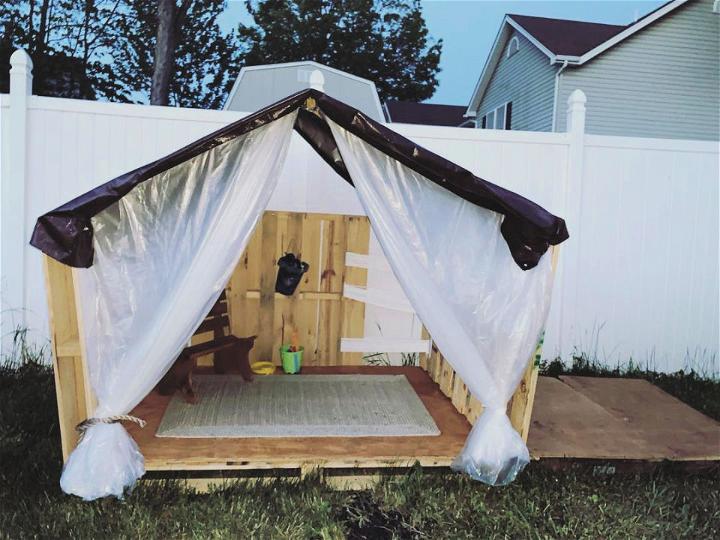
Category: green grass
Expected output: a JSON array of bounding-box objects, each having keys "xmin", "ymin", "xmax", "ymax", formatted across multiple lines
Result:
[{"xmin": 1, "ymin": 354, "xmax": 718, "ymax": 539}]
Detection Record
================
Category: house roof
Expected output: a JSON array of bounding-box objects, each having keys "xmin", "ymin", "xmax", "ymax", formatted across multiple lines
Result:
[
  {"xmin": 383, "ymin": 100, "xmax": 470, "ymax": 127},
  {"xmin": 466, "ymin": 0, "xmax": 691, "ymax": 115},
  {"xmin": 505, "ymin": 15, "xmax": 625, "ymax": 57}
]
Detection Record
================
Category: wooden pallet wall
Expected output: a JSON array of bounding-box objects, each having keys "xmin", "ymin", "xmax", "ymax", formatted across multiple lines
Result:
[
  {"xmin": 419, "ymin": 344, "xmax": 539, "ymax": 441},
  {"xmin": 226, "ymin": 211, "xmax": 371, "ymax": 366}
]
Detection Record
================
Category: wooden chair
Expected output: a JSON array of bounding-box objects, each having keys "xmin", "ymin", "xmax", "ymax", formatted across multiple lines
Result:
[
  {"xmin": 187, "ymin": 291, "xmax": 256, "ymax": 378},
  {"xmin": 157, "ymin": 292, "xmax": 255, "ymax": 400}
]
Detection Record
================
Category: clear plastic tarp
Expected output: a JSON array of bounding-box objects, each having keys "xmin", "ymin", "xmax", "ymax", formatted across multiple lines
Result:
[
  {"xmin": 61, "ymin": 113, "xmax": 297, "ymax": 500},
  {"xmin": 328, "ymin": 119, "xmax": 554, "ymax": 485}
]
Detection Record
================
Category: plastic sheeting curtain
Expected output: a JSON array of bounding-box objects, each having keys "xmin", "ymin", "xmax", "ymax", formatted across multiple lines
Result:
[
  {"xmin": 328, "ymin": 119, "xmax": 555, "ymax": 485},
  {"xmin": 60, "ymin": 113, "xmax": 297, "ymax": 500}
]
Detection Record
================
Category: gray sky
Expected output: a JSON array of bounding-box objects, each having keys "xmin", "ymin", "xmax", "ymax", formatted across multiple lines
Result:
[{"xmin": 221, "ymin": 0, "xmax": 668, "ymax": 105}]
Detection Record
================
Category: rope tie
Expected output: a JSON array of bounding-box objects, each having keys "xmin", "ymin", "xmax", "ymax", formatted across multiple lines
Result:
[{"xmin": 75, "ymin": 415, "xmax": 146, "ymax": 442}]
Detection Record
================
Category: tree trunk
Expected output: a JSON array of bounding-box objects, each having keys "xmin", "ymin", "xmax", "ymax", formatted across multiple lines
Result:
[
  {"xmin": 35, "ymin": 0, "xmax": 51, "ymax": 57},
  {"xmin": 151, "ymin": 0, "xmax": 178, "ymax": 106}
]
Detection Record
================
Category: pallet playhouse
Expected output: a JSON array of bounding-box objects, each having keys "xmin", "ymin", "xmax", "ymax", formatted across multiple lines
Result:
[
  {"xmin": 43, "ymin": 218, "xmax": 556, "ymax": 485},
  {"xmin": 36, "ymin": 88, "xmax": 717, "ymax": 500}
]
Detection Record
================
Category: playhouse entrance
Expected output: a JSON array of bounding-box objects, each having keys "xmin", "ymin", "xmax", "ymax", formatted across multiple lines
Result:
[
  {"xmin": 125, "ymin": 208, "xmax": 471, "ymax": 473},
  {"xmin": 43, "ymin": 209, "xmax": 538, "ymax": 478}
]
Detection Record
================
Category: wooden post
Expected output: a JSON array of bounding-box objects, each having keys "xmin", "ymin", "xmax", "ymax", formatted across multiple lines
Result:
[
  {"xmin": 508, "ymin": 354, "xmax": 541, "ymax": 442},
  {"xmin": 43, "ymin": 255, "xmax": 94, "ymax": 461},
  {"xmin": 508, "ymin": 245, "xmax": 560, "ymax": 441}
]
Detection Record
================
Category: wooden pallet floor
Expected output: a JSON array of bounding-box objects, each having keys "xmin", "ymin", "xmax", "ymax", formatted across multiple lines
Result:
[
  {"xmin": 127, "ymin": 366, "xmax": 471, "ymax": 472},
  {"xmin": 528, "ymin": 376, "xmax": 720, "ymax": 461},
  {"xmin": 128, "ymin": 370, "xmax": 719, "ymax": 475}
]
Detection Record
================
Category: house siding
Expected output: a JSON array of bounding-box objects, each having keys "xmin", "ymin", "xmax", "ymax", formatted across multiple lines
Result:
[
  {"xmin": 556, "ymin": 0, "xmax": 719, "ymax": 140},
  {"xmin": 476, "ymin": 31, "xmax": 557, "ymax": 131}
]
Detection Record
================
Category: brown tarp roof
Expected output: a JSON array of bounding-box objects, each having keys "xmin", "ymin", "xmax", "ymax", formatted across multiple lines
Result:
[{"xmin": 30, "ymin": 89, "xmax": 568, "ymax": 270}]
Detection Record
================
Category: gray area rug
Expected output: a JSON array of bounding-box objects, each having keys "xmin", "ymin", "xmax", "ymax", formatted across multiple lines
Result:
[{"xmin": 156, "ymin": 374, "xmax": 440, "ymax": 438}]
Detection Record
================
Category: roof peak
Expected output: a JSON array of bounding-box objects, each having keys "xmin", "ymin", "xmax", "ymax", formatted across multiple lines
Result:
[
  {"xmin": 506, "ymin": 13, "xmax": 629, "ymax": 57},
  {"xmin": 507, "ymin": 13, "xmax": 626, "ymax": 30}
]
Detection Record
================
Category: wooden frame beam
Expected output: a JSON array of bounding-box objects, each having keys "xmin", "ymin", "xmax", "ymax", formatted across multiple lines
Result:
[{"xmin": 43, "ymin": 255, "xmax": 95, "ymax": 461}]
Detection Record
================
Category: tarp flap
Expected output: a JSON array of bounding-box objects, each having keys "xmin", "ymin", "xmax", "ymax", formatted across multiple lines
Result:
[
  {"xmin": 30, "ymin": 91, "xmax": 308, "ymax": 267},
  {"xmin": 30, "ymin": 89, "xmax": 567, "ymax": 270},
  {"xmin": 328, "ymin": 118, "xmax": 555, "ymax": 485},
  {"xmin": 59, "ymin": 113, "xmax": 297, "ymax": 500}
]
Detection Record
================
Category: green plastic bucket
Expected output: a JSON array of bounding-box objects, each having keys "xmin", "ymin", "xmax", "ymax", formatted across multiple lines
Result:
[{"xmin": 280, "ymin": 345, "xmax": 303, "ymax": 374}]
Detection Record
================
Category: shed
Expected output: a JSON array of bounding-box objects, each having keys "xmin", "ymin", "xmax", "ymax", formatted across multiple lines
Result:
[
  {"xmin": 32, "ymin": 89, "xmax": 567, "ymax": 500},
  {"xmin": 224, "ymin": 61, "xmax": 385, "ymax": 122}
]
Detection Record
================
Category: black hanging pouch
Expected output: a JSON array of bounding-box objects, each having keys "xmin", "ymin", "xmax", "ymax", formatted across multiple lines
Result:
[{"xmin": 275, "ymin": 253, "xmax": 310, "ymax": 296}]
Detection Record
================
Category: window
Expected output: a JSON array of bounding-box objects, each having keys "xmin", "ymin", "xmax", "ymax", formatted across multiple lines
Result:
[
  {"xmin": 480, "ymin": 102, "xmax": 512, "ymax": 130},
  {"xmin": 496, "ymin": 106, "xmax": 505, "ymax": 131},
  {"xmin": 506, "ymin": 36, "xmax": 520, "ymax": 58},
  {"xmin": 486, "ymin": 110, "xmax": 494, "ymax": 129}
]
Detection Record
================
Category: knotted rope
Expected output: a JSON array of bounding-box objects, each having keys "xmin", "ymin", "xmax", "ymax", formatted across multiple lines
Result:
[{"xmin": 75, "ymin": 415, "xmax": 146, "ymax": 442}]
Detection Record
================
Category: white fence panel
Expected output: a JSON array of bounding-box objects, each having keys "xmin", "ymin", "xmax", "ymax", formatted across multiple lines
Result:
[
  {"xmin": 1, "ymin": 54, "xmax": 717, "ymax": 374},
  {"xmin": 572, "ymin": 136, "xmax": 719, "ymax": 372},
  {"xmin": 391, "ymin": 125, "xmax": 569, "ymax": 217}
]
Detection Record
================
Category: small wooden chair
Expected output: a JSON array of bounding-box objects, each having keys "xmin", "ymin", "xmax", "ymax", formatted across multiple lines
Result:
[
  {"xmin": 186, "ymin": 291, "xmax": 255, "ymax": 379},
  {"xmin": 157, "ymin": 292, "xmax": 255, "ymax": 400}
]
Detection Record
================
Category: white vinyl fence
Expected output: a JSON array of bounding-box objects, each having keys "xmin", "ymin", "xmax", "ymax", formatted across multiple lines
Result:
[{"xmin": 1, "ymin": 52, "xmax": 717, "ymax": 374}]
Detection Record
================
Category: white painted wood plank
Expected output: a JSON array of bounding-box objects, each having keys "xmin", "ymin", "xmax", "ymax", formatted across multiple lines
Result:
[
  {"xmin": 343, "ymin": 284, "xmax": 415, "ymax": 313},
  {"xmin": 344, "ymin": 252, "xmax": 392, "ymax": 271},
  {"xmin": 340, "ymin": 338, "xmax": 431, "ymax": 354}
]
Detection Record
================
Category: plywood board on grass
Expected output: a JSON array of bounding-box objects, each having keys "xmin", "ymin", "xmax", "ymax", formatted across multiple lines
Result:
[
  {"xmin": 559, "ymin": 376, "xmax": 720, "ymax": 461},
  {"xmin": 528, "ymin": 376, "xmax": 720, "ymax": 461}
]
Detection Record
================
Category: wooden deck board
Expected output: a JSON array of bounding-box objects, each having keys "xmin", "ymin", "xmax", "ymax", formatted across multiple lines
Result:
[
  {"xmin": 128, "ymin": 366, "xmax": 471, "ymax": 471},
  {"xmin": 128, "ymin": 370, "xmax": 719, "ymax": 473},
  {"xmin": 528, "ymin": 376, "xmax": 720, "ymax": 461}
]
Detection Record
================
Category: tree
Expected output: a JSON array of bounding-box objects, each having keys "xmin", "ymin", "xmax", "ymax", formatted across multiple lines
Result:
[
  {"xmin": 1, "ymin": 1, "xmax": 240, "ymax": 108},
  {"xmin": 0, "ymin": 0, "xmax": 125, "ymax": 99},
  {"xmin": 151, "ymin": 0, "xmax": 188, "ymax": 105},
  {"xmin": 1, "ymin": 1, "xmax": 442, "ymax": 107},
  {"xmin": 112, "ymin": 0, "xmax": 239, "ymax": 108},
  {"xmin": 237, "ymin": 0, "xmax": 442, "ymax": 102}
]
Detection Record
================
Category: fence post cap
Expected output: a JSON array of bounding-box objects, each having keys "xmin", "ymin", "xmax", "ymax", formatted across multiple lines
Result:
[
  {"xmin": 567, "ymin": 89, "xmax": 587, "ymax": 106},
  {"xmin": 309, "ymin": 69, "xmax": 325, "ymax": 92},
  {"xmin": 10, "ymin": 49, "xmax": 33, "ymax": 71}
]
